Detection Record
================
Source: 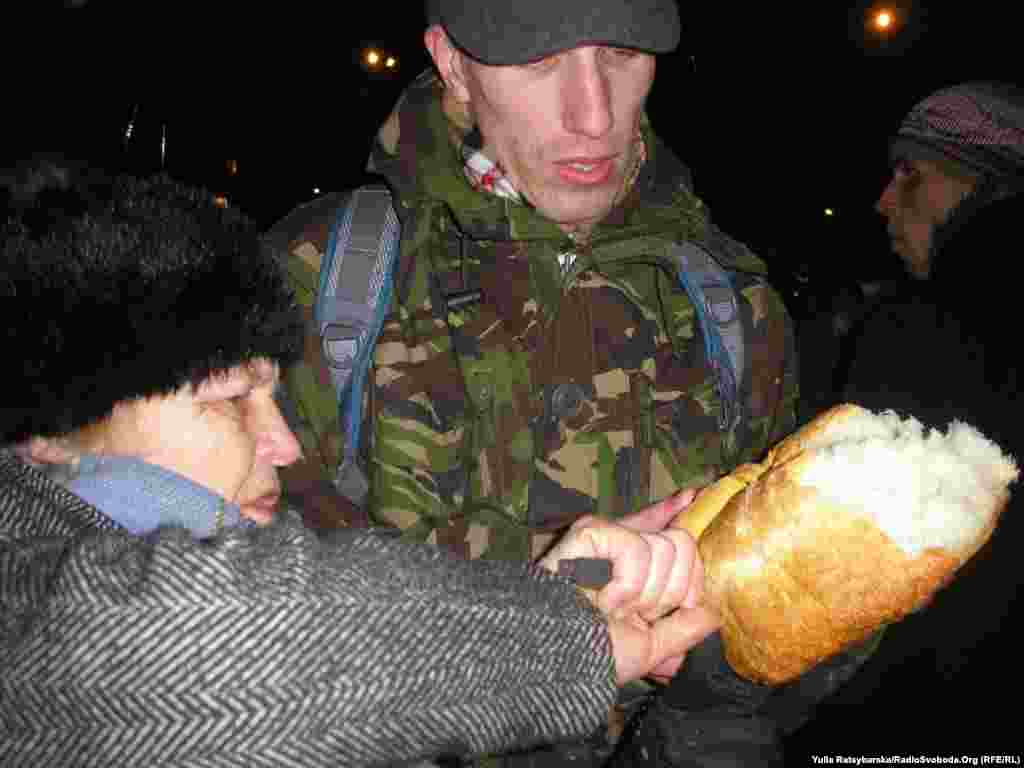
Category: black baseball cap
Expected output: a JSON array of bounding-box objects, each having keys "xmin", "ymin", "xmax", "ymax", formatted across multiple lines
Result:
[{"xmin": 431, "ymin": 0, "xmax": 681, "ymax": 66}]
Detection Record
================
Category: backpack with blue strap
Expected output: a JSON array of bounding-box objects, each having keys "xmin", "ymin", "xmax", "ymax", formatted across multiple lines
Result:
[{"xmin": 315, "ymin": 184, "xmax": 747, "ymax": 509}]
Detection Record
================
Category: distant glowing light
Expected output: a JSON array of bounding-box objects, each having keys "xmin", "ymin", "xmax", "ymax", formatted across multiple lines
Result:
[
  {"xmin": 366, "ymin": 50, "xmax": 380, "ymax": 66},
  {"xmin": 213, "ymin": 195, "xmax": 229, "ymax": 208},
  {"xmin": 313, "ymin": 187, "xmax": 321, "ymax": 195},
  {"xmin": 226, "ymin": 159, "xmax": 239, "ymax": 176},
  {"xmin": 874, "ymin": 10, "xmax": 894, "ymax": 29},
  {"xmin": 825, "ymin": 208, "xmax": 835, "ymax": 217}
]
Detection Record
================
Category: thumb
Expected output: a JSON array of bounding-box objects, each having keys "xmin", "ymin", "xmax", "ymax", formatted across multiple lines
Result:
[
  {"xmin": 651, "ymin": 605, "xmax": 722, "ymax": 663},
  {"xmin": 612, "ymin": 604, "xmax": 722, "ymax": 686}
]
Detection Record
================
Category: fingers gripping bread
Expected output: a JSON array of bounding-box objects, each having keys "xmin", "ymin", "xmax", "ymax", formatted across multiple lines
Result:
[{"xmin": 674, "ymin": 404, "xmax": 1017, "ymax": 684}]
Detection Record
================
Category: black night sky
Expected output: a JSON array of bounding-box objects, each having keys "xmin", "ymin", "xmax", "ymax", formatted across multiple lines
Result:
[{"xmin": 10, "ymin": 1, "xmax": 1021, "ymax": 285}]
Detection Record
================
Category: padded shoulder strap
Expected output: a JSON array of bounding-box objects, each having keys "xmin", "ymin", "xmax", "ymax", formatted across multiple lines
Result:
[
  {"xmin": 316, "ymin": 185, "xmax": 401, "ymax": 505},
  {"xmin": 671, "ymin": 241, "xmax": 745, "ymax": 432}
]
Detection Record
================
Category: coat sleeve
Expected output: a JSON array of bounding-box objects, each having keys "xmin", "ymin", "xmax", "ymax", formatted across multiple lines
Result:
[
  {"xmin": 1, "ymin": 511, "xmax": 617, "ymax": 767},
  {"xmin": 729, "ymin": 274, "xmax": 800, "ymax": 470}
]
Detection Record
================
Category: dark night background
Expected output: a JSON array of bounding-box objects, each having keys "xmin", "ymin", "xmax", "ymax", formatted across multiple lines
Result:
[
  {"xmin": 5, "ymin": 1, "xmax": 1023, "ymax": 758},
  {"xmin": 9, "ymin": 0, "xmax": 1019, "ymax": 286}
]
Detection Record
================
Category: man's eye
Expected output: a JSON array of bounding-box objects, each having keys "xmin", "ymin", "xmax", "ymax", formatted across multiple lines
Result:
[
  {"xmin": 216, "ymin": 390, "xmax": 250, "ymax": 411},
  {"xmin": 525, "ymin": 53, "xmax": 562, "ymax": 71},
  {"xmin": 894, "ymin": 159, "xmax": 916, "ymax": 178},
  {"xmin": 604, "ymin": 47, "xmax": 639, "ymax": 61}
]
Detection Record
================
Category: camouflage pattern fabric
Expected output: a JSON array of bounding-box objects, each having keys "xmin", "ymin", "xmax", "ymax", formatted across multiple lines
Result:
[
  {"xmin": 266, "ymin": 70, "xmax": 798, "ymax": 557},
  {"xmin": 262, "ymin": 192, "xmax": 371, "ymax": 530}
]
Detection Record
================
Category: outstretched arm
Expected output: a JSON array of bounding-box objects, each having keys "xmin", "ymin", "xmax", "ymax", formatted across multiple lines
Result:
[{"xmin": 2, "ymin": 453, "xmax": 618, "ymax": 767}]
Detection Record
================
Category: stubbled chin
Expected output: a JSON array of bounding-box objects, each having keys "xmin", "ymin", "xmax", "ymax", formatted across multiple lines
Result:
[{"xmin": 528, "ymin": 184, "xmax": 621, "ymax": 231}]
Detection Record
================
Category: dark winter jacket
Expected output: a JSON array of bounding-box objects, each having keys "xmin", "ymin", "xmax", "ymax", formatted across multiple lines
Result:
[
  {"xmin": 0, "ymin": 451, "xmax": 617, "ymax": 767},
  {"xmin": 845, "ymin": 191, "xmax": 1024, "ymax": 437},
  {"xmin": 788, "ymin": 191, "xmax": 1024, "ymax": 755}
]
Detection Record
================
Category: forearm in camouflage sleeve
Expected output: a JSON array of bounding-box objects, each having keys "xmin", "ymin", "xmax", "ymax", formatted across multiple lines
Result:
[
  {"xmin": 726, "ymin": 278, "xmax": 800, "ymax": 471},
  {"xmin": 267, "ymin": 219, "xmax": 366, "ymax": 529}
]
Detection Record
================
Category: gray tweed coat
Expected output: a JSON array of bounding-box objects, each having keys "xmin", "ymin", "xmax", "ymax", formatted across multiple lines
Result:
[{"xmin": 0, "ymin": 451, "xmax": 616, "ymax": 767}]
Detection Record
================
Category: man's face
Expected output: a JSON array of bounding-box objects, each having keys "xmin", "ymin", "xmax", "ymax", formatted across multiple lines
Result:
[
  {"xmin": 433, "ymin": 32, "xmax": 656, "ymax": 235},
  {"xmin": 876, "ymin": 157, "xmax": 975, "ymax": 279}
]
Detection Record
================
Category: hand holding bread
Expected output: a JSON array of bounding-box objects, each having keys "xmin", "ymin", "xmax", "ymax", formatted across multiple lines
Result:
[{"xmin": 673, "ymin": 404, "xmax": 1018, "ymax": 684}]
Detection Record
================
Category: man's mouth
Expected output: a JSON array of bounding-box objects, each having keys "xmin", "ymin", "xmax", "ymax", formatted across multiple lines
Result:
[{"xmin": 555, "ymin": 156, "xmax": 616, "ymax": 185}]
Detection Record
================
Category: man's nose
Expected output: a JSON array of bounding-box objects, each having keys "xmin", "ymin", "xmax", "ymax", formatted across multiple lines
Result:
[
  {"xmin": 562, "ymin": 51, "xmax": 614, "ymax": 139},
  {"xmin": 876, "ymin": 177, "xmax": 897, "ymax": 216},
  {"xmin": 253, "ymin": 399, "xmax": 303, "ymax": 467}
]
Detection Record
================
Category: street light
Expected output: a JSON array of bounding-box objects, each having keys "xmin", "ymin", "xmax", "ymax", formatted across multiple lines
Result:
[
  {"xmin": 359, "ymin": 45, "xmax": 399, "ymax": 75},
  {"xmin": 868, "ymin": 7, "xmax": 901, "ymax": 35},
  {"xmin": 859, "ymin": 4, "xmax": 919, "ymax": 54}
]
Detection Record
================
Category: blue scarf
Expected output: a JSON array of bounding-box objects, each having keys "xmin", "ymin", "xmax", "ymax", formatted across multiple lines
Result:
[{"xmin": 69, "ymin": 454, "xmax": 247, "ymax": 538}]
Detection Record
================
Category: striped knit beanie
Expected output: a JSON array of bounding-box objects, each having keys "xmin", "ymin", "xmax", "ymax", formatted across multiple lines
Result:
[{"xmin": 890, "ymin": 82, "xmax": 1024, "ymax": 187}]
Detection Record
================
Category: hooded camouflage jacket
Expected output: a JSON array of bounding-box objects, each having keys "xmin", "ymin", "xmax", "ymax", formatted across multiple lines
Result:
[{"xmin": 270, "ymin": 71, "xmax": 798, "ymax": 560}]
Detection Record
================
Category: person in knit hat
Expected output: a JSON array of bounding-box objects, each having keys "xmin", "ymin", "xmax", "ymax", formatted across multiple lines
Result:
[
  {"xmin": 1, "ymin": 158, "xmax": 717, "ymax": 767},
  {"xmin": 877, "ymin": 81, "xmax": 1024, "ymax": 279},
  {"xmin": 3, "ymin": 160, "xmax": 306, "ymax": 534},
  {"xmin": 812, "ymin": 82, "xmax": 1024, "ymax": 753}
]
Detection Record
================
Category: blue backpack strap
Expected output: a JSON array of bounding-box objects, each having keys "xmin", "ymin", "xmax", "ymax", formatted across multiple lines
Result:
[
  {"xmin": 315, "ymin": 185, "xmax": 401, "ymax": 506},
  {"xmin": 671, "ymin": 241, "xmax": 745, "ymax": 432}
]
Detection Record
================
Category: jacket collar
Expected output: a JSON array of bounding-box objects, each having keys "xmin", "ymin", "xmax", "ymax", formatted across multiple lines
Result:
[
  {"xmin": 930, "ymin": 191, "xmax": 1023, "ymax": 290},
  {"xmin": 0, "ymin": 450, "xmax": 123, "ymax": 539}
]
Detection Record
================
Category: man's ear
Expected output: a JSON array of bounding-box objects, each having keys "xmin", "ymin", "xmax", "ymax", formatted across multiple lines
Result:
[
  {"xmin": 424, "ymin": 25, "xmax": 472, "ymax": 105},
  {"xmin": 17, "ymin": 436, "xmax": 81, "ymax": 466}
]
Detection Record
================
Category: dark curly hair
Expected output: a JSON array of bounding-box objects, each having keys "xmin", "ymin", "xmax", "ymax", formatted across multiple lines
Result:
[{"xmin": 2, "ymin": 158, "xmax": 304, "ymax": 444}]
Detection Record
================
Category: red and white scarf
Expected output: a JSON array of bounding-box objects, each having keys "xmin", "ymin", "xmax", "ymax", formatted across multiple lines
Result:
[{"xmin": 460, "ymin": 131, "xmax": 648, "ymax": 208}]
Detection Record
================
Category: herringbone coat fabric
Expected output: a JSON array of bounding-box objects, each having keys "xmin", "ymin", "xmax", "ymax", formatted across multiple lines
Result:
[{"xmin": 0, "ymin": 451, "xmax": 617, "ymax": 767}]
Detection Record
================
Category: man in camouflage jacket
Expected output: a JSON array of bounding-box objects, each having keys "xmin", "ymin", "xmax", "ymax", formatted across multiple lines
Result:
[
  {"xmin": 358, "ymin": 89, "xmax": 798, "ymax": 563},
  {"xmin": 271, "ymin": 51, "xmax": 796, "ymax": 555},
  {"xmin": 266, "ymin": 1, "xmax": 881, "ymax": 764}
]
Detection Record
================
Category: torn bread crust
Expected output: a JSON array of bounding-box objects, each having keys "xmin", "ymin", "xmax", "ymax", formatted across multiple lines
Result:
[
  {"xmin": 691, "ymin": 403, "xmax": 1018, "ymax": 684},
  {"xmin": 797, "ymin": 409, "xmax": 1017, "ymax": 558}
]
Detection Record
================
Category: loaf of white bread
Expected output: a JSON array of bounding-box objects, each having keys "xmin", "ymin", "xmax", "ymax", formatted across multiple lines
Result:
[{"xmin": 673, "ymin": 403, "xmax": 1018, "ymax": 684}]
